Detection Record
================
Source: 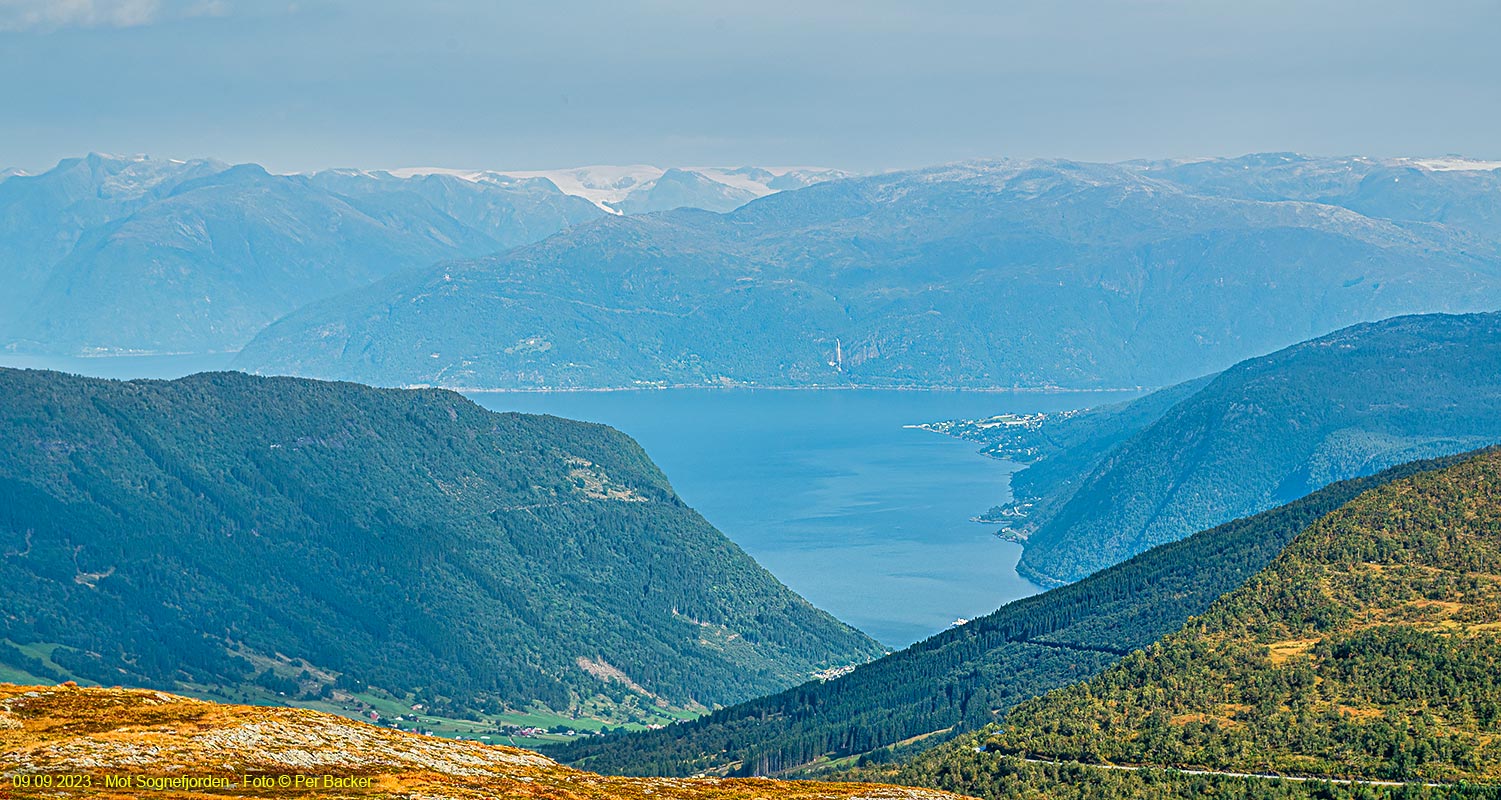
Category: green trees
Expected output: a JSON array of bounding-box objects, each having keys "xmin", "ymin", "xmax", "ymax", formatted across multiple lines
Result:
[
  {"xmin": 893, "ymin": 750, "xmax": 1501, "ymax": 800},
  {"xmin": 0, "ymin": 368, "xmax": 882, "ymax": 718},
  {"xmin": 943, "ymin": 449, "xmax": 1501, "ymax": 790},
  {"xmin": 547, "ymin": 452, "xmax": 1481, "ymax": 777}
]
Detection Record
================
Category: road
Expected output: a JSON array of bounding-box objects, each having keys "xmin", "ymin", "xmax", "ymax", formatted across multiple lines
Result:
[{"xmin": 1008, "ymin": 756, "xmax": 1448, "ymax": 788}]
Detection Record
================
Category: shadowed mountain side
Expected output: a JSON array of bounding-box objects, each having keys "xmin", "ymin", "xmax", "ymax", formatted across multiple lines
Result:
[{"xmin": 1020, "ymin": 311, "xmax": 1501, "ymax": 585}]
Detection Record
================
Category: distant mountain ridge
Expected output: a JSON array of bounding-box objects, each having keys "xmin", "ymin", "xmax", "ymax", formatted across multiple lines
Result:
[
  {"xmin": 236, "ymin": 154, "xmax": 1501, "ymax": 391},
  {"xmin": 0, "ymin": 155, "xmax": 849, "ymax": 358},
  {"xmin": 387, "ymin": 163, "xmax": 853, "ymax": 214},
  {"xmin": 0, "ymin": 153, "xmax": 604, "ymax": 355},
  {"xmin": 0, "ymin": 368, "xmax": 881, "ymax": 727}
]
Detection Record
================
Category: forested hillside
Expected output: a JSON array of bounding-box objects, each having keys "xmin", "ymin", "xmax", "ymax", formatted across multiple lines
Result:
[
  {"xmin": 545, "ymin": 452, "xmax": 1481, "ymax": 778},
  {"xmin": 898, "ymin": 449, "xmax": 1501, "ymax": 797},
  {"xmin": 1019, "ymin": 311, "xmax": 1501, "ymax": 584},
  {"xmin": 890, "ymin": 752, "xmax": 1499, "ymax": 800},
  {"xmin": 0, "ymin": 369, "xmax": 881, "ymax": 725}
]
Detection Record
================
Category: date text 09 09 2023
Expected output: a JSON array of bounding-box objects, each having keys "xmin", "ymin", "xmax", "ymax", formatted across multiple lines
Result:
[{"xmin": 9, "ymin": 773, "xmax": 375, "ymax": 791}]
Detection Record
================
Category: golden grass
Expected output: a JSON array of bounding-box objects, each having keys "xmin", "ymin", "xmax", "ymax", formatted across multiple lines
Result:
[
  {"xmin": 1264, "ymin": 638, "xmax": 1320, "ymax": 665},
  {"xmin": 0, "ymin": 684, "xmax": 970, "ymax": 800},
  {"xmin": 1167, "ymin": 713, "xmax": 1240, "ymax": 728}
]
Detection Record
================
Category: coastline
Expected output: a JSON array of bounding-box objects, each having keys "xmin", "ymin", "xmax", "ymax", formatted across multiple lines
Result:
[{"xmin": 453, "ymin": 383, "xmax": 1153, "ymax": 394}]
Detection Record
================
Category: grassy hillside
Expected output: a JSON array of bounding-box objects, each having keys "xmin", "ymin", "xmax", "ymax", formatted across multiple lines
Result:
[
  {"xmin": 545, "ymin": 453, "xmax": 1481, "ymax": 777},
  {"xmin": 898, "ymin": 449, "xmax": 1501, "ymax": 797},
  {"xmin": 0, "ymin": 369, "xmax": 881, "ymax": 730},
  {"xmin": 0, "ymin": 683, "xmax": 967, "ymax": 800},
  {"xmin": 1020, "ymin": 311, "xmax": 1501, "ymax": 585}
]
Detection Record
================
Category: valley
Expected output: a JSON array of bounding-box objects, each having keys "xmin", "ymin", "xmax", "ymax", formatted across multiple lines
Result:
[
  {"xmin": 469, "ymin": 388, "xmax": 1134, "ymax": 646},
  {"xmin": 546, "ymin": 453, "xmax": 1479, "ymax": 778},
  {"xmin": 0, "ymin": 370, "xmax": 884, "ymax": 746},
  {"xmin": 0, "ymin": 348, "xmax": 1116, "ymax": 648}
]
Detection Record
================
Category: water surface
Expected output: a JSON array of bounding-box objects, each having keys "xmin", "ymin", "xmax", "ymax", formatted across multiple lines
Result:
[
  {"xmin": 470, "ymin": 389, "xmax": 1136, "ymax": 646},
  {"xmin": 0, "ymin": 352, "xmax": 236, "ymax": 379}
]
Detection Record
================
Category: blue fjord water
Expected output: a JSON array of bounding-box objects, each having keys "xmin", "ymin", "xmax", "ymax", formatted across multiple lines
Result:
[
  {"xmin": 0, "ymin": 353, "xmax": 1134, "ymax": 647},
  {"xmin": 469, "ymin": 388, "xmax": 1138, "ymax": 647}
]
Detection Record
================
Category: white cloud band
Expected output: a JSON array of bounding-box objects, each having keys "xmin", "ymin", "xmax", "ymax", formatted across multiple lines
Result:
[{"xmin": 0, "ymin": 0, "xmax": 228, "ymax": 32}]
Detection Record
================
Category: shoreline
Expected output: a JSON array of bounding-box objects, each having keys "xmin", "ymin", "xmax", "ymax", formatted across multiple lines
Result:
[
  {"xmin": 0, "ymin": 352, "xmax": 1158, "ymax": 396},
  {"xmin": 453, "ymin": 383, "xmax": 1153, "ymax": 395}
]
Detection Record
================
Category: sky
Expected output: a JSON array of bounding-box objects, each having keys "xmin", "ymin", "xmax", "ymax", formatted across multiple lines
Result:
[{"xmin": 1, "ymin": 0, "xmax": 1498, "ymax": 173}]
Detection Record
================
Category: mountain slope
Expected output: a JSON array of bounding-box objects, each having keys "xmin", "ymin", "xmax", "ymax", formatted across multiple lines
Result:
[
  {"xmin": 0, "ymin": 683, "xmax": 965, "ymax": 800},
  {"xmin": 1143, "ymin": 152, "xmax": 1501, "ymax": 240},
  {"xmin": 0, "ymin": 155, "xmax": 603, "ymax": 355},
  {"xmin": 235, "ymin": 156, "xmax": 1501, "ymax": 390},
  {"xmin": 1020, "ymin": 311, "xmax": 1501, "ymax": 585},
  {"xmin": 0, "ymin": 369, "xmax": 881, "ymax": 726},
  {"xmin": 0, "ymin": 153, "xmax": 228, "ymax": 326},
  {"xmin": 901, "ymin": 448, "xmax": 1501, "ymax": 798},
  {"xmin": 543, "ymin": 453, "xmax": 1481, "ymax": 778},
  {"xmin": 609, "ymin": 168, "xmax": 762, "ymax": 214}
]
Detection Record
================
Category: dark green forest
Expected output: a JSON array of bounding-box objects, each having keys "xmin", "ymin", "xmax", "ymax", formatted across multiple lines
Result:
[
  {"xmin": 0, "ymin": 368, "xmax": 882, "ymax": 720},
  {"xmin": 904, "ymin": 449, "xmax": 1501, "ymax": 796},
  {"xmin": 892, "ymin": 746, "xmax": 1501, "ymax": 800},
  {"xmin": 546, "ymin": 451, "xmax": 1484, "ymax": 778}
]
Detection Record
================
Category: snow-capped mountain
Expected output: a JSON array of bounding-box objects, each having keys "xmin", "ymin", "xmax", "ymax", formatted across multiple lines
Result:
[
  {"xmin": 387, "ymin": 164, "xmax": 852, "ymax": 214},
  {"xmin": 0, "ymin": 153, "xmax": 846, "ymax": 356}
]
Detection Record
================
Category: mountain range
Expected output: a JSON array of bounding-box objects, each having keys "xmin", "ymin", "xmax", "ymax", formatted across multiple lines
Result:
[
  {"xmin": 234, "ymin": 154, "xmax": 1501, "ymax": 390},
  {"xmin": 6, "ymin": 150, "xmax": 1501, "ymax": 799},
  {"xmin": 0, "ymin": 157, "xmax": 842, "ymax": 359},
  {"xmin": 0, "ymin": 368, "xmax": 881, "ymax": 734},
  {"xmin": 388, "ymin": 164, "xmax": 853, "ymax": 214},
  {"xmin": 0, "ymin": 154, "xmax": 603, "ymax": 355}
]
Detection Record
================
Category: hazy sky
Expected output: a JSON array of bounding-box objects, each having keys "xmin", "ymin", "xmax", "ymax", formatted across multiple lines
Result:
[{"xmin": 2, "ymin": 0, "xmax": 1498, "ymax": 173}]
